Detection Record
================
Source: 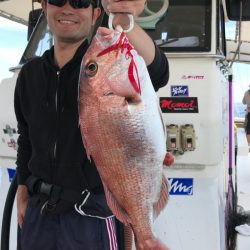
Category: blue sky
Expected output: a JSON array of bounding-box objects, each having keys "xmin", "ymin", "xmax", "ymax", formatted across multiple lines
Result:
[{"xmin": 0, "ymin": 16, "xmax": 27, "ymax": 81}]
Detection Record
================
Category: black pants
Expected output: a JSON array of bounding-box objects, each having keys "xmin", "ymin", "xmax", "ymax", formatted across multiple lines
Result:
[
  {"xmin": 21, "ymin": 204, "xmax": 118, "ymax": 250},
  {"xmin": 245, "ymin": 113, "xmax": 250, "ymax": 135}
]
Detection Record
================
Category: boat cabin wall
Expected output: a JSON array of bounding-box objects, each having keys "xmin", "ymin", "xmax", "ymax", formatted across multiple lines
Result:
[{"xmin": 142, "ymin": 0, "xmax": 229, "ymax": 167}]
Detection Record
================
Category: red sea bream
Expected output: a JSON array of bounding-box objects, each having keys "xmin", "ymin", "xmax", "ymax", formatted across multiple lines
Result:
[{"xmin": 78, "ymin": 27, "xmax": 172, "ymax": 250}]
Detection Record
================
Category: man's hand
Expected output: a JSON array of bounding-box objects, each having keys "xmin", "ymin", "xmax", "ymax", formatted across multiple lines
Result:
[
  {"xmin": 101, "ymin": 0, "xmax": 156, "ymax": 65},
  {"xmin": 164, "ymin": 152, "xmax": 174, "ymax": 166},
  {"xmin": 101, "ymin": 0, "xmax": 146, "ymax": 17},
  {"xmin": 101, "ymin": 0, "xmax": 146, "ymax": 31},
  {"xmin": 16, "ymin": 185, "xmax": 28, "ymax": 228}
]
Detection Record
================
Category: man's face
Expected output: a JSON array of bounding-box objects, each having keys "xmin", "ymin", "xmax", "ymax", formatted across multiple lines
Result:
[{"xmin": 42, "ymin": 0, "xmax": 100, "ymax": 44}]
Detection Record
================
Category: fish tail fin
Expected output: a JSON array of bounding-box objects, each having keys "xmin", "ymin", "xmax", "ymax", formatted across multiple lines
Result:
[{"xmin": 153, "ymin": 175, "xmax": 169, "ymax": 218}]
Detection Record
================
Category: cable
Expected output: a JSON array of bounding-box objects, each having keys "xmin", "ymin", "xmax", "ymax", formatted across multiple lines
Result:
[{"xmin": 0, "ymin": 173, "xmax": 18, "ymax": 250}]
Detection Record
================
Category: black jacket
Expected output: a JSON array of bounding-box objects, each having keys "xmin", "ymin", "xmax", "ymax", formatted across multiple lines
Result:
[{"xmin": 14, "ymin": 39, "xmax": 169, "ymax": 213}]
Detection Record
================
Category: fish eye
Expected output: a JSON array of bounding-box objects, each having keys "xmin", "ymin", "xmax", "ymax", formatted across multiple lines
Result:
[{"xmin": 85, "ymin": 61, "xmax": 98, "ymax": 77}]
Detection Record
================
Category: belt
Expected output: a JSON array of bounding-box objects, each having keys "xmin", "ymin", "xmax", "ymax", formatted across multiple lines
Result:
[
  {"xmin": 25, "ymin": 175, "xmax": 113, "ymax": 218},
  {"xmin": 26, "ymin": 176, "xmax": 83, "ymax": 214},
  {"xmin": 26, "ymin": 176, "xmax": 83, "ymax": 201}
]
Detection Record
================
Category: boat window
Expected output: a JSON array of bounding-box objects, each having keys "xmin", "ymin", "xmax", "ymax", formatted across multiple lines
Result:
[
  {"xmin": 141, "ymin": 0, "xmax": 212, "ymax": 52},
  {"xmin": 217, "ymin": 1, "xmax": 226, "ymax": 56},
  {"xmin": 19, "ymin": 13, "xmax": 53, "ymax": 65},
  {"xmin": 18, "ymin": 0, "xmax": 212, "ymax": 62}
]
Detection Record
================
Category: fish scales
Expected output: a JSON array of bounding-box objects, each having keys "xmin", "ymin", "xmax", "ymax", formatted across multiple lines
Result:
[{"xmin": 78, "ymin": 27, "xmax": 170, "ymax": 250}]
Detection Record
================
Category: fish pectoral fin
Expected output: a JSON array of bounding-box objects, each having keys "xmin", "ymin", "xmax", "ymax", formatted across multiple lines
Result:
[
  {"xmin": 103, "ymin": 184, "xmax": 131, "ymax": 225},
  {"xmin": 153, "ymin": 175, "xmax": 169, "ymax": 218}
]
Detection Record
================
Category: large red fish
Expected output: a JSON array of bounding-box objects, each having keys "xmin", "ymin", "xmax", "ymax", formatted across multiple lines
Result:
[{"xmin": 78, "ymin": 27, "xmax": 173, "ymax": 250}]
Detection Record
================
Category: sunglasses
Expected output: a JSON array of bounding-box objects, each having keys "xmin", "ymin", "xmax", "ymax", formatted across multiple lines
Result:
[{"xmin": 47, "ymin": 0, "xmax": 97, "ymax": 9}]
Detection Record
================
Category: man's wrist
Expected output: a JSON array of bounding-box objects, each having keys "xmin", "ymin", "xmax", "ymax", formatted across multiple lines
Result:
[{"xmin": 17, "ymin": 185, "xmax": 28, "ymax": 202}]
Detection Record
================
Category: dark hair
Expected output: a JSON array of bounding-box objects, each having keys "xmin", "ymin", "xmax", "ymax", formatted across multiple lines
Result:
[{"xmin": 92, "ymin": 0, "xmax": 100, "ymax": 8}]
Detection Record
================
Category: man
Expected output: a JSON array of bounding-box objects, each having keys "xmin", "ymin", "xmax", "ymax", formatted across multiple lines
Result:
[
  {"xmin": 15, "ymin": 0, "xmax": 169, "ymax": 249},
  {"xmin": 242, "ymin": 86, "xmax": 250, "ymax": 148}
]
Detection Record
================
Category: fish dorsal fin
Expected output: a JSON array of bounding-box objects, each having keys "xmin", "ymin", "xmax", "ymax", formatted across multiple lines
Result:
[
  {"xmin": 153, "ymin": 175, "xmax": 169, "ymax": 218},
  {"xmin": 103, "ymin": 183, "xmax": 131, "ymax": 225}
]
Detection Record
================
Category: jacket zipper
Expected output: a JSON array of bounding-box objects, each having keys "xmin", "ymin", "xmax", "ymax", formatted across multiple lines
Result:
[{"xmin": 52, "ymin": 70, "xmax": 60, "ymax": 182}]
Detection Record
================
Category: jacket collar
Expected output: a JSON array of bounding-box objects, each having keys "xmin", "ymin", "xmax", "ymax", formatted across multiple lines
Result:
[{"xmin": 43, "ymin": 39, "xmax": 89, "ymax": 70}]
